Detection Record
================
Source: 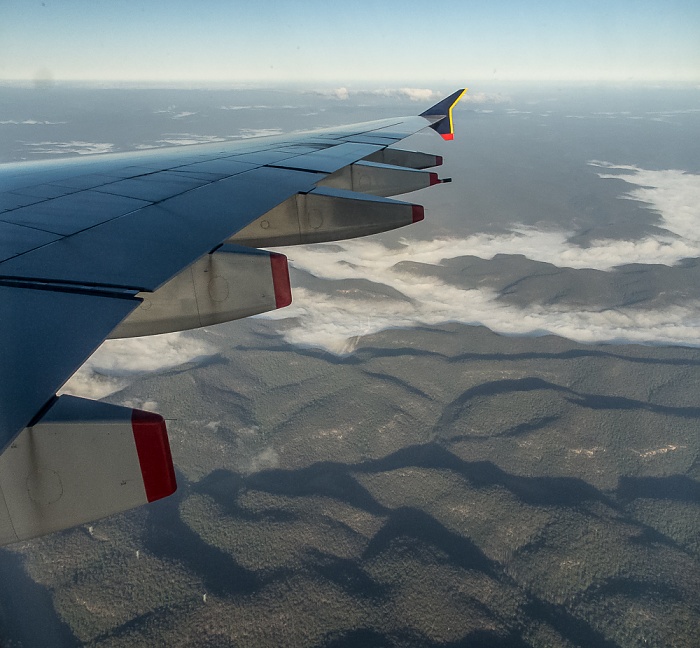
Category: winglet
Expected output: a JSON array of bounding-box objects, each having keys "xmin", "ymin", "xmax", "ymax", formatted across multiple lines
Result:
[{"xmin": 420, "ymin": 88, "xmax": 467, "ymax": 140}]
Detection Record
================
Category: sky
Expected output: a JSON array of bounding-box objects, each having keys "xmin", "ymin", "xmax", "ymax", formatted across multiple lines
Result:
[{"xmin": 1, "ymin": 0, "xmax": 699, "ymax": 84}]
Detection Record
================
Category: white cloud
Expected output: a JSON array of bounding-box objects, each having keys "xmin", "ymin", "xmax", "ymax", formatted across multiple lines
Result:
[
  {"xmin": 238, "ymin": 128, "xmax": 284, "ymax": 138},
  {"xmin": 245, "ymin": 446, "xmax": 280, "ymax": 474},
  {"xmin": 591, "ymin": 163, "xmax": 700, "ymax": 245},
  {"xmin": 564, "ymin": 112, "xmax": 678, "ymax": 122},
  {"xmin": 61, "ymin": 332, "xmax": 216, "ymax": 400},
  {"xmin": 267, "ymin": 258, "xmax": 700, "ymax": 355},
  {"xmin": 392, "ymin": 162, "xmax": 700, "ymax": 273},
  {"xmin": 315, "ymin": 87, "xmax": 350, "ymax": 100},
  {"xmin": 0, "ymin": 119, "xmax": 66, "ymax": 125},
  {"xmin": 54, "ymin": 163, "xmax": 700, "ymax": 396},
  {"xmin": 24, "ymin": 141, "xmax": 114, "ymax": 155},
  {"xmin": 156, "ymin": 134, "xmax": 228, "ymax": 146},
  {"xmin": 261, "ymin": 240, "xmax": 700, "ymax": 353},
  {"xmin": 259, "ymin": 163, "xmax": 700, "ymax": 353},
  {"xmin": 132, "ymin": 134, "xmax": 232, "ymax": 149},
  {"xmin": 122, "ymin": 398, "xmax": 160, "ymax": 412},
  {"xmin": 153, "ymin": 106, "xmax": 198, "ymax": 119},
  {"xmin": 462, "ymin": 92, "xmax": 511, "ymax": 105},
  {"xmin": 218, "ymin": 104, "xmax": 297, "ymax": 110},
  {"xmin": 368, "ymin": 88, "xmax": 439, "ymax": 102},
  {"xmin": 308, "ymin": 87, "xmax": 442, "ymax": 102},
  {"xmin": 58, "ymin": 371, "xmax": 128, "ymax": 401}
]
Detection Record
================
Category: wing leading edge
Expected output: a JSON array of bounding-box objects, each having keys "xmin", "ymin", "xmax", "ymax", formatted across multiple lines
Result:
[{"xmin": 0, "ymin": 88, "xmax": 467, "ymax": 544}]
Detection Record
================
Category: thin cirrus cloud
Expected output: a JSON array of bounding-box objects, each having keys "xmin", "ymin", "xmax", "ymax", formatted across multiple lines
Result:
[{"xmin": 261, "ymin": 163, "xmax": 700, "ymax": 354}]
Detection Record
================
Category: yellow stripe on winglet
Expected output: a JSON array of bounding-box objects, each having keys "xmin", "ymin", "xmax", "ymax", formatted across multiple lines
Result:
[{"xmin": 443, "ymin": 88, "xmax": 468, "ymax": 140}]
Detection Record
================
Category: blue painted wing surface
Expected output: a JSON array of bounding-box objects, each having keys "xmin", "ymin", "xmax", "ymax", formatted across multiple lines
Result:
[{"xmin": 0, "ymin": 90, "xmax": 466, "ymax": 544}]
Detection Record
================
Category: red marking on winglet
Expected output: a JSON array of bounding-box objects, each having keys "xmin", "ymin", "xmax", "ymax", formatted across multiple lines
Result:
[
  {"xmin": 429, "ymin": 172, "xmax": 440, "ymax": 186},
  {"xmin": 270, "ymin": 252, "xmax": 292, "ymax": 309},
  {"xmin": 131, "ymin": 410, "xmax": 176, "ymax": 503},
  {"xmin": 412, "ymin": 204, "xmax": 425, "ymax": 223},
  {"xmin": 435, "ymin": 155, "xmax": 444, "ymax": 166},
  {"xmin": 441, "ymin": 133, "xmax": 454, "ymax": 141}
]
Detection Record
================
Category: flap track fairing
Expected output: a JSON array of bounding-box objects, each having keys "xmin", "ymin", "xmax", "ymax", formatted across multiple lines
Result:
[
  {"xmin": 110, "ymin": 245, "xmax": 291, "ymax": 338},
  {"xmin": 0, "ymin": 396, "xmax": 175, "ymax": 544},
  {"xmin": 317, "ymin": 161, "xmax": 442, "ymax": 197},
  {"xmin": 228, "ymin": 187, "xmax": 423, "ymax": 248}
]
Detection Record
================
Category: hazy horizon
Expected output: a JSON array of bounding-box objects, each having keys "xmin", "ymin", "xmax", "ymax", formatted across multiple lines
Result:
[{"xmin": 3, "ymin": 1, "xmax": 699, "ymax": 84}]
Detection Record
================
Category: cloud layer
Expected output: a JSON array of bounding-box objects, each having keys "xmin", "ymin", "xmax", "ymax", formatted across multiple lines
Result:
[
  {"xmin": 261, "ymin": 164, "xmax": 700, "ymax": 353},
  {"xmin": 63, "ymin": 163, "xmax": 700, "ymax": 396},
  {"xmin": 61, "ymin": 332, "xmax": 216, "ymax": 400},
  {"xmin": 24, "ymin": 140, "xmax": 115, "ymax": 155},
  {"xmin": 0, "ymin": 119, "xmax": 67, "ymax": 125},
  {"xmin": 311, "ymin": 87, "xmax": 441, "ymax": 102},
  {"xmin": 310, "ymin": 88, "xmax": 510, "ymax": 104}
]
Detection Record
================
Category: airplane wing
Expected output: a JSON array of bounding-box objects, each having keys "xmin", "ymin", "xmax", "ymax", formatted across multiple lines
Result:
[{"xmin": 0, "ymin": 89, "xmax": 466, "ymax": 544}]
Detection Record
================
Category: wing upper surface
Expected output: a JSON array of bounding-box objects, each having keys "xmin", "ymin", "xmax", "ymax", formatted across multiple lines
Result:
[
  {"xmin": 0, "ymin": 285, "xmax": 139, "ymax": 448},
  {"xmin": 0, "ymin": 93, "xmax": 465, "ymax": 452}
]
